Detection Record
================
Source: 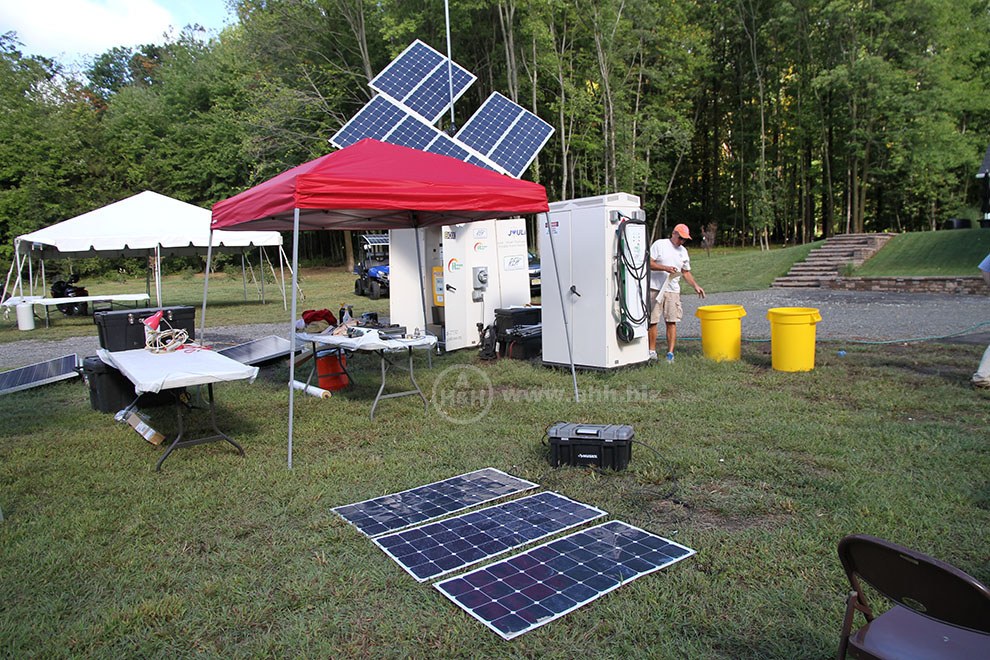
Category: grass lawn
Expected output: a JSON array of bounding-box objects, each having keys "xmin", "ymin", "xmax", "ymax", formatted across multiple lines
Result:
[
  {"xmin": 1, "ymin": 246, "xmax": 989, "ymax": 657},
  {"xmin": 852, "ymin": 228, "xmax": 990, "ymax": 276}
]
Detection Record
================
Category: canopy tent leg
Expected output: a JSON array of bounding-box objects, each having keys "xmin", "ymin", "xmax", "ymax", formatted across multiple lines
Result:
[
  {"xmin": 276, "ymin": 246, "xmax": 288, "ymax": 310},
  {"xmin": 200, "ymin": 230, "xmax": 215, "ymax": 345},
  {"xmin": 145, "ymin": 252, "xmax": 152, "ymax": 300},
  {"xmin": 27, "ymin": 251, "xmax": 34, "ymax": 297},
  {"xmin": 258, "ymin": 247, "xmax": 266, "ymax": 304},
  {"xmin": 1, "ymin": 248, "xmax": 18, "ymax": 304},
  {"xmin": 412, "ymin": 220, "xmax": 433, "ymax": 368},
  {"xmin": 155, "ymin": 245, "xmax": 163, "ymax": 307},
  {"xmin": 287, "ymin": 209, "xmax": 301, "ymax": 469},
  {"xmin": 544, "ymin": 212, "xmax": 580, "ymax": 403},
  {"xmin": 280, "ymin": 245, "xmax": 305, "ymax": 303},
  {"xmin": 241, "ymin": 250, "xmax": 248, "ymax": 302}
]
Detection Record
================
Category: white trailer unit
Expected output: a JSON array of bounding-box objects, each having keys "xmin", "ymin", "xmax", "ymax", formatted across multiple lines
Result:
[
  {"xmin": 389, "ymin": 218, "xmax": 531, "ymax": 352},
  {"xmin": 540, "ymin": 192, "xmax": 649, "ymax": 369}
]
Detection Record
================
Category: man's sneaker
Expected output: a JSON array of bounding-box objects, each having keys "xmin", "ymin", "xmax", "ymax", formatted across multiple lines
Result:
[
  {"xmin": 973, "ymin": 378, "xmax": 990, "ymax": 389},
  {"xmin": 648, "ymin": 350, "xmax": 658, "ymax": 361},
  {"xmin": 665, "ymin": 352, "xmax": 675, "ymax": 363}
]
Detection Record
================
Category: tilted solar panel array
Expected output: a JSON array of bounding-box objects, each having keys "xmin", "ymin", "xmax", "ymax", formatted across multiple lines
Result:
[
  {"xmin": 329, "ymin": 40, "xmax": 553, "ymax": 178},
  {"xmin": 455, "ymin": 93, "xmax": 554, "ymax": 178},
  {"xmin": 369, "ymin": 40, "xmax": 476, "ymax": 124}
]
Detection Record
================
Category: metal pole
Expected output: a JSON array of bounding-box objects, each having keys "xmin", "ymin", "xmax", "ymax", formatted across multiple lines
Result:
[
  {"xmin": 544, "ymin": 212, "xmax": 579, "ymax": 402},
  {"xmin": 155, "ymin": 245, "xmax": 162, "ymax": 307},
  {"xmin": 444, "ymin": 0, "xmax": 456, "ymax": 131},
  {"xmin": 241, "ymin": 250, "xmax": 247, "ymax": 301},
  {"xmin": 287, "ymin": 209, "xmax": 301, "ymax": 469},
  {"xmin": 200, "ymin": 230, "xmax": 215, "ymax": 344}
]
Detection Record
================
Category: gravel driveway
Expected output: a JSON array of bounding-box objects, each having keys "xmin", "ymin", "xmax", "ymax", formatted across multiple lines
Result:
[{"xmin": 1, "ymin": 288, "xmax": 987, "ymax": 371}]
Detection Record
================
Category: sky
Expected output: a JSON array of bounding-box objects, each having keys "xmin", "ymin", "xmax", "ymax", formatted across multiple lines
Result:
[{"xmin": 1, "ymin": 0, "xmax": 234, "ymax": 66}]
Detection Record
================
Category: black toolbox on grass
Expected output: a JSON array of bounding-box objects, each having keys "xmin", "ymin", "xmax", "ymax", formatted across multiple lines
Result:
[
  {"xmin": 93, "ymin": 306, "xmax": 195, "ymax": 352},
  {"xmin": 548, "ymin": 422, "xmax": 633, "ymax": 471},
  {"xmin": 81, "ymin": 356, "xmax": 176, "ymax": 413}
]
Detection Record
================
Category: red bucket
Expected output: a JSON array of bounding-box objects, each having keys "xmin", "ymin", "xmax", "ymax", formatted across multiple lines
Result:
[{"xmin": 316, "ymin": 351, "xmax": 349, "ymax": 390}]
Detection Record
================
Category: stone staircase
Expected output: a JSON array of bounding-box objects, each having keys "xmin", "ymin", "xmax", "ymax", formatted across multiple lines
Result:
[{"xmin": 772, "ymin": 233, "xmax": 895, "ymax": 288}]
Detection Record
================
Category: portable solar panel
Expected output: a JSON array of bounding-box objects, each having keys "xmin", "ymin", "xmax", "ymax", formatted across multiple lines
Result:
[
  {"xmin": 434, "ymin": 520, "xmax": 696, "ymax": 640},
  {"xmin": 369, "ymin": 40, "xmax": 476, "ymax": 123},
  {"xmin": 217, "ymin": 336, "xmax": 293, "ymax": 366},
  {"xmin": 333, "ymin": 467, "xmax": 538, "ymax": 537},
  {"xmin": 373, "ymin": 491, "xmax": 606, "ymax": 582},
  {"xmin": 0, "ymin": 354, "xmax": 79, "ymax": 396}
]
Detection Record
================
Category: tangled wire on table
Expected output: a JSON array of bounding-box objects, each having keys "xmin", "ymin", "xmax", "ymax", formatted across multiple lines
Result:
[{"xmin": 145, "ymin": 328, "xmax": 189, "ymax": 353}]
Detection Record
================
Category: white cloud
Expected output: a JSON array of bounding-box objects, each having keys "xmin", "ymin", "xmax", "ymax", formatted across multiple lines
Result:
[{"xmin": 1, "ymin": 0, "xmax": 181, "ymax": 64}]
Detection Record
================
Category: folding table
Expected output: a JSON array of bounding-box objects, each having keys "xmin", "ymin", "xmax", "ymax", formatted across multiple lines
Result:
[
  {"xmin": 97, "ymin": 346, "xmax": 259, "ymax": 470},
  {"xmin": 296, "ymin": 329, "xmax": 437, "ymax": 419}
]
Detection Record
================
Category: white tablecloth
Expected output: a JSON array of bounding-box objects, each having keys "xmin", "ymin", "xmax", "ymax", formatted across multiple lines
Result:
[
  {"xmin": 296, "ymin": 329, "xmax": 437, "ymax": 353},
  {"xmin": 98, "ymin": 346, "xmax": 259, "ymax": 393}
]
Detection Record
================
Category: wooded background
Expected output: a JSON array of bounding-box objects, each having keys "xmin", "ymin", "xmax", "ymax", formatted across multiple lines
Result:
[{"xmin": 2, "ymin": 0, "xmax": 988, "ymax": 266}]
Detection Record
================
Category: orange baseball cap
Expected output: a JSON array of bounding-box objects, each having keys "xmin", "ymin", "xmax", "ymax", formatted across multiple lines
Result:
[{"xmin": 673, "ymin": 224, "xmax": 692, "ymax": 240}]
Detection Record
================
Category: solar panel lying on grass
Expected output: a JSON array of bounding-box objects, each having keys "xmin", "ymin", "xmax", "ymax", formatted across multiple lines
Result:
[
  {"xmin": 374, "ymin": 491, "xmax": 606, "ymax": 582},
  {"xmin": 0, "ymin": 354, "xmax": 79, "ymax": 396},
  {"xmin": 369, "ymin": 39, "xmax": 476, "ymax": 124},
  {"xmin": 333, "ymin": 467, "xmax": 538, "ymax": 538},
  {"xmin": 217, "ymin": 336, "xmax": 293, "ymax": 366},
  {"xmin": 455, "ymin": 92, "xmax": 554, "ymax": 178},
  {"xmin": 434, "ymin": 520, "xmax": 695, "ymax": 640}
]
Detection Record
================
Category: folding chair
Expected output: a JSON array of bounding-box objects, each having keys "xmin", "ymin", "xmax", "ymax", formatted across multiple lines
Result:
[{"xmin": 837, "ymin": 533, "xmax": 990, "ymax": 659}]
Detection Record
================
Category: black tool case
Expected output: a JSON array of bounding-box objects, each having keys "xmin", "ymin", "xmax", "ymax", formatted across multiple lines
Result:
[
  {"xmin": 93, "ymin": 306, "xmax": 195, "ymax": 352},
  {"xmin": 547, "ymin": 422, "xmax": 633, "ymax": 470},
  {"xmin": 80, "ymin": 356, "xmax": 176, "ymax": 413}
]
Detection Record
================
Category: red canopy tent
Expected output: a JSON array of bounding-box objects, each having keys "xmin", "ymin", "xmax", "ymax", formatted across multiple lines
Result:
[
  {"xmin": 212, "ymin": 138, "xmax": 549, "ymax": 231},
  {"xmin": 208, "ymin": 139, "xmax": 550, "ymax": 467}
]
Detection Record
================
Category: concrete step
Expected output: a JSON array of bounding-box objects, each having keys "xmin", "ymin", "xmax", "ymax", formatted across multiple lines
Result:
[{"xmin": 772, "ymin": 233, "xmax": 895, "ymax": 288}]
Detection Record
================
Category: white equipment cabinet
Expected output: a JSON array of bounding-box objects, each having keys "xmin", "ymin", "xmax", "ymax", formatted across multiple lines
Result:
[
  {"xmin": 389, "ymin": 218, "xmax": 531, "ymax": 352},
  {"xmin": 540, "ymin": 192, "xmax": 649, "ymax": 369}
]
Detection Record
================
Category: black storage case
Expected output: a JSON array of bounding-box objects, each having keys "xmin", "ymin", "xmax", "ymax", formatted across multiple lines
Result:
[
  {"xmin": 81, "ymin": 356, "xmax": 176, "ymax": 413},
  {"xmin": 494, "ymin": 306, "xmax": 541, "ymax": 336},
  {"xmin": 495, "ymin": 307, "xmax": 541, "ymax": 358},
  {"xmin": 93, "ymin": 306, "xmax": 195, "ymax": 352},
  {"xmin": 548, "ymin": 422, "xmax": 633, "ymax": 471}
]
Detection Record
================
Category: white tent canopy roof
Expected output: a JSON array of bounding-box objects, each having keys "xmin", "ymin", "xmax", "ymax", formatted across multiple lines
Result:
[{"xmin": 16, "ymin": 191, "xmax": 282, "ymax": 257}]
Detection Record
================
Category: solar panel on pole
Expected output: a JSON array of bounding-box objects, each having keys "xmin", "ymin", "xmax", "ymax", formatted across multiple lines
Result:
[
  {"xmin": 331, "ymin": 95, "xmax": 409, "ymax": 149},
  {"xmin": 370, "ymin": 40, "xmax": 476, "ymax": 124},
  {"xmin": 455, "ymin": 92, "xmax": 554, "ymax": 178}
]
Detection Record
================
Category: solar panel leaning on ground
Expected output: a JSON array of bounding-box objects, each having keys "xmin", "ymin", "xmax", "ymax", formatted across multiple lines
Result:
[
  {"xmin": 434, "ymin": 520, "xmax": 696, "ymax": 640},
  {"xmin": 454, "ymin": 92, "xmax": 555, "ymax": 178},
  {"xmin": 373, "ymin": 491, "xmax": 607, "ymax": 582},
  {"xmin": 333, "ymin": 467, "xmax": 538, "ymax": 537},
  {"xmin": 369, "ymin": 39, "xmax": 476, "ymax": 124},
  {"xmin": 0, "ymin": 354, "xmax": 79, "ymax": 396}
]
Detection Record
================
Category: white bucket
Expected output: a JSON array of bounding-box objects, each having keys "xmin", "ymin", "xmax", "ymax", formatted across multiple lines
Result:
[{"xmin": 16, "ymin": 302, "xmax": 35, "ymax": 331}]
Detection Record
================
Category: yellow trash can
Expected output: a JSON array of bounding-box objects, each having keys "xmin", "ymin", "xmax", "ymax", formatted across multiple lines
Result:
[
  {"xmin": 695, "ymin": 305, "xmax": 747, "ymax": 362},
  {"xmin": 767, "ymin": 307, "xmax": 822, "ymax": 372}
]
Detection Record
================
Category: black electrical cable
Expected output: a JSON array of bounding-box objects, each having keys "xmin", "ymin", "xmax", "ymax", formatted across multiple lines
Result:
[{"xmin": 614, "ymin": 215, "xmax": 650, "ymax": 328}]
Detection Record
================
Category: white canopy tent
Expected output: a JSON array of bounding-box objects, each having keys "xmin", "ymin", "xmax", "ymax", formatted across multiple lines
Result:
[{"xmin": 3, "ymin": 191, "xmax": 288, "ymax": 308}]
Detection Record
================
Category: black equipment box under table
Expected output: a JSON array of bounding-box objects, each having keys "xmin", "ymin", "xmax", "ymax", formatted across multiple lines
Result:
[
  {"xmin": 548, "ymin": 422, "xmax": 633, "ymax": 471},
  {"xmin": 81, "ymin": 355, "xmax": 176, "ymax": 413},
  {"xmin": 93, "ymin": 306, "xmax": 196, "ymax": 352}
]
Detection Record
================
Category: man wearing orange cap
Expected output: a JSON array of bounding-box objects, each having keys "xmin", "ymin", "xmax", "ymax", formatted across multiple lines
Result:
[{"xmin": 648, "ymin": 224, "xmax": 706, "ymax": 362}]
